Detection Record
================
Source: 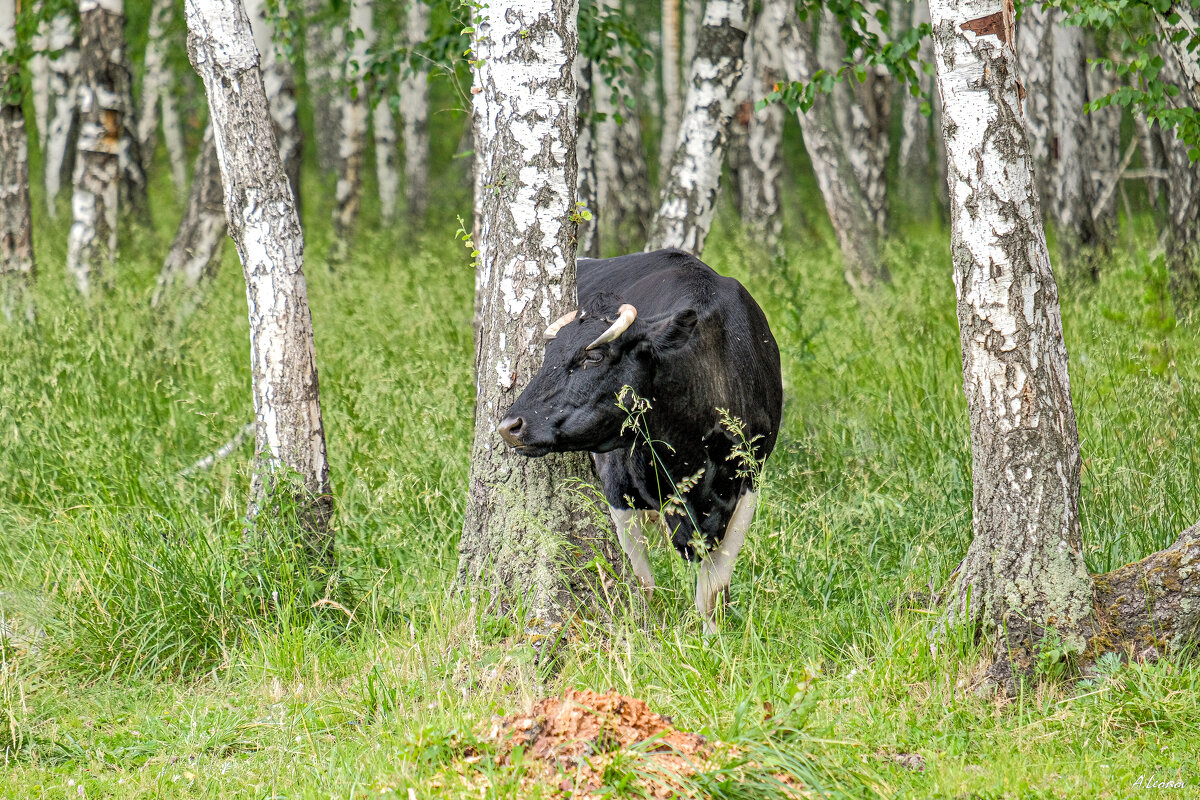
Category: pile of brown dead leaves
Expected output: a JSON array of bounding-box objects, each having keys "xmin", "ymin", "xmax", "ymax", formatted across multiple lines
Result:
[{"xmin": 485, "ymin": 688, "xmax": 716, "ymax": 798}]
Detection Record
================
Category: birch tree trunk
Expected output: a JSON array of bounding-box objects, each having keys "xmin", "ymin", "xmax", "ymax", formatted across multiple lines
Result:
[
  {"xmin": 739, "ymin": 0, "xmax": 785, "ymax": 249},
  {"xmin": 30, "ymin": 3, "xmax": 49, "ymax": 150},
  {"xmin": 458, "ymin": 0, "xmax": 624, "ymax": 642},
  {"xmin": 401, "ymin": 0, "xmax": 430, "ymax": 221},
  {"xmin": 139, "ymin": 0, "xmax": 187, "ymax": 194},
  {"xmin": 332, "ymin": 0, "xmax": 371, "ymax": 250},
  {"xmin": 246, "ymin": 0, "xmax": 303, "ymax": 215},
  {"xmin": 646, "ymin": 0, "xmax": 750, "ymax": 254},
  {"xmin": 185, "ymin": 0, "xmax": 333, "ymax": 562},
  {"xmin": 594, "ymin": 0, "xmax": 650, "ymax": 253},
  {"xmin": 152, "ymin": 124, "xmax": 226, "ymax": 319},
  {"xmin": 898, "ymin": 0, "xmax": 935, "ymax": 216},
  {"xmin": 373, "ymin": 97, "xmax": 398, "ymax": 221},
  {"xmin": 575, "ymin": 56, "xmax": 600, "ymax": 257},
  {"xmin": 305, "ymin": 0, "xmax": 341, "ymax": 175},
  {"xmin": 659, "ymin": 0, "xmax": 682, "ymax": 177},
  {"xmin": 780, "ymin": 10, "xmax": 888, "ymax": 290},
  {"xmin": 1158, "ymin": 42, "xmax": 1200, "ymax": 302},
  {"xmin": 930, "ymin": 0, "xmax": 1094, "ymax": 687},
  {"xmin": 43, "ymin": 10, "xmax": 79, "ymax": 215},
  {"xmin": 1, "ymin": 0, "xmax": 35, "ymax": 323},
  {"xmin": 823, "ymin": 7, "xmax": 890, "ymax": 242},
  {"xmin": 683, "ymin": 0, "xmax": 698, "ymax": 77},
  {"xmin": 1086, "ymin": 40, "xmax": 1120, "ymax": 245},
  {"xmin": 1016, "ymin": 0, "xmax": 1054, "ymax": 209},
  {"xmin": 68, "ymin": 0, "xmax": 133, "ymax": 295},
  {"xmin": 1134, "ymin": 112, "xmax": 1165, "ymax": 208},
  {"xmin": 1051, "ymin": 22, "xmax": 1098, "ymax": 265}
]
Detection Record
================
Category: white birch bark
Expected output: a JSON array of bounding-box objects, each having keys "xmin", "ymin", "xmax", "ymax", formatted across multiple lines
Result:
[
  {"xmin": 1051, "ymin": 21, "xmax": 1097, "ymax": 261},
  {"xmin": 647, "ymin": 0, "xmax": 750, "ymax": 254},
  {"xmin": 67, "ymin": 0, "xmax": 132, "ymax": 295},
  {"xmin": 1016, "ymin": 1, "xmax": 1053, "ymax": 208},
  {"xmin": 246, "ymin": 0, "xmax": 302, "ymax": 213},
  {"xmin": 780, "ymin": 10, "xmax": 887, "ymax": 290},
  {"xmin": 1, "ymin": 0, "xmax": 35, "ymax": 322},
  {"xmin": 575, "ymin": 55, "xmax": 599, "ymax": 257},
  {"xmin": 740, "ymin": 0, "xmax": 785, "ymax": 248},
  {"xmin": 458, "ymin": 0, "xmax": 624, "ymax": 639},
  {"xmin": 139, "ymin": 0, "xmax": 187, "ymax": 194},
  {"xmin": 898, "ymin": 0, "xmax": 935, "ymax": 215},
  {"xmin": 332, "ymin": 0, "xmax": 372, "ymax": 248},
  {"xmin": 1158, "ymin": 41, "xmax": 1200, "ymax": 301},
  {"xmin": 659, "ymin": 0, "xmax": 682, "ymax": 176},
  {"xmin": 305, "ymin": 0, "xmax": 342, "ymax": 175},
  {"xmin": 823, "ymin": 7, "xmax": 890, "ymax": 241},
  {"xmin": 401, "ymin": 0, "xmax": 430, "ymax": 221},
  {"xmin": 185, "ymin": 0, "xmax": 333, "ymax": 559},
  {"xmin": 152, "ymin": 124, "xmax": 226, "ymax": 318},
  {"xmin": 594, "ymin": 0, "xmax": 650, "ymax": 253},
  {"xmin": 373, "ymin": 97, "xmax": 398, "ymax": 221},
  {"xmin": 43, "ymin": 10, "xmax": 79, "ymax": 214},
  {"xmin": 30, "ymin": 2, "xmax": 49, "ymax": 151},
  {"xmin": 930, "ymin": 0, "xmax": 1093, "ymax": 681}
]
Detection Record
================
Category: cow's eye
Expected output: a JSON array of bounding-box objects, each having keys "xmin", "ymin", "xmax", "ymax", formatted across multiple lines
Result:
[{"xmin": 584, "ymin": 350, "xmax": 604, "ymax": 364}]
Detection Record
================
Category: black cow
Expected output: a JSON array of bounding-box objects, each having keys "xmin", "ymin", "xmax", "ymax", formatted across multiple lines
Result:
[{"xmin": 498, "ymin": 249, "xmax": 783, "ymax": 632}]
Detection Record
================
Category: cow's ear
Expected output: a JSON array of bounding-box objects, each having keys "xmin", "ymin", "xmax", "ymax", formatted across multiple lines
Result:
[{"xmin": 647, "ymin": 309, "xmax": 698, "ymax": 354}]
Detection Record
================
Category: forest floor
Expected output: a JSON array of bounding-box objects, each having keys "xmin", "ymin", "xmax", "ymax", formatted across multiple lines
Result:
[{"xmin": 2, "ymin": 177, "xmax": 1199, "ymax": 799}]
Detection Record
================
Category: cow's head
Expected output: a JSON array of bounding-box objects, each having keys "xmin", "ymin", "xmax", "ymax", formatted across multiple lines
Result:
[{"xmin": 498, "ymin": 293, "xmax": 698, "ymax": 457}]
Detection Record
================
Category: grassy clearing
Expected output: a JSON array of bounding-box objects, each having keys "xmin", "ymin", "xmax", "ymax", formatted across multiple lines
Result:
[{"xmin": 2, "ymin": 171, "xmax": 1199, "ymax": 798}]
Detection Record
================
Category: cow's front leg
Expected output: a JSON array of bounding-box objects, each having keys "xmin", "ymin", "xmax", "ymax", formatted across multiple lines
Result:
[
  {"xmin": 610, "ymin": 507, "xmax": 655, "ymax": 596},
  {"xmin": 695, "ymin": 491, "xmax": 757, "ymax": 634}
]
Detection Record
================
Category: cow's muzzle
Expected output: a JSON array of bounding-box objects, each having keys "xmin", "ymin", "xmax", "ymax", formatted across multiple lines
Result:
[{"xmin": 498, "ymin": 416, "xmax": 525, "ymax": 446}]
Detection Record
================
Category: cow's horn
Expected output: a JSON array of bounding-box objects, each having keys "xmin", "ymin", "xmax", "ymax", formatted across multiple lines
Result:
[
  {"xmin": 586, "ymin": 304, "xmax": 638, "ymax": 350},
  {"xmin": 543, "ymin": 309, "xmax": 579, "ymax": 339}
]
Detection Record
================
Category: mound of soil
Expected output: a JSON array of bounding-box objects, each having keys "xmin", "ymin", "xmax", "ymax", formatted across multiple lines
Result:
[{"xmin": 494, "ymin": 688, "xmax": 708, "ymax": 763}]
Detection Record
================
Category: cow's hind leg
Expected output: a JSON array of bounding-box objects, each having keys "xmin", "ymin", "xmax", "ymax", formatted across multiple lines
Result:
[
  {"xmin": 611, "ymin": 507, "xmax": 655, "ymax": 596},
  {"xmin": 695, "ymin": 491, "xmax": 757, "ymax": 635}
]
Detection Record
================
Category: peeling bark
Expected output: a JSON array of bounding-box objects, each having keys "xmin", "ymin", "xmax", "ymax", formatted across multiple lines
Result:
[
  {"xmin": 930, "ymin": 0, "xmax": 1094, "ymax": 680},
  {"xmin": 1, "ymin": 0, "xmax": 35, "ymax": 322},
  {"xmin": 646, "ymin": 0, "xmax": 750, "ymax": 254},
  {"xmin": 43, "ymin": 10, "xmax": 79, "ymax": 214},
  {"xmin": 185, "ymin": 0, "xmax": 333, "ymax": 562},
  {"xmin": 152, "ymin": 124, "xmax": 226, "ymax": 319},
  {"xmin": 401, "ymin": 0, "xmax": 430, "ymax": 221},
  {"xmin": 780, "ymin": 9, "xmax": 887, "ymax": 290},
  {"xmin": 458, "ymin": 0, "xmax": 624, "ymax": 641}
]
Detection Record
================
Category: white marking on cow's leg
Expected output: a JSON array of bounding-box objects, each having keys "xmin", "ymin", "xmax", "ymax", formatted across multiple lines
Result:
[
  {"xmin": 611, "ymin": 507, "xmax": 655, "ymax": 596},
  {"xmin": 696, "ymin": 490, "xmax": 757, "ymax": 635}
]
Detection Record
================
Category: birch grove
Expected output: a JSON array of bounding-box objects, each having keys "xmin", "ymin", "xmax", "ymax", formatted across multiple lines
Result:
[
  {"xmin": 930, "ymin": 0, "xmax": 1094, "ymax": 684},
  {"xmin": 332, "ymin": 0, "xmax": 372, "ymax": 248},
  {"xmin": 646, "ymin": 0, "xmax": 750, "ymax": 255},
  {"xmin": 246, "ymin": 0, "xmax": 303, "ymax": 212},
  {"xmin": 457, "ymin": 0, "xmax": 624, "ymax": 640},
  {"xmin": 185, "ymin": 0, "xmax": 334, "ymax": 562},
  {"xmin": 0, "ymin": 0, "xmax": 34, "ymax": 322},
  {"xmin": 739, "ymin": 0, "xmax": 786, "ymax": 248}
]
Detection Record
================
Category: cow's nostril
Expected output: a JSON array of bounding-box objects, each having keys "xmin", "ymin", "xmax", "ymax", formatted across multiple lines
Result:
[{"xmin": 498, "ymin": 416, "xmax": 525, "ymax": 447}]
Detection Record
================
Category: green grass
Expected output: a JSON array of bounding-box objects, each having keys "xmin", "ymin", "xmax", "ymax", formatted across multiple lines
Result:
[{"xmin": 2, "ymin": 165, "xmax": 1199, "ymax": 798}]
